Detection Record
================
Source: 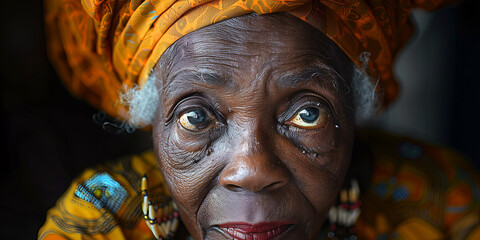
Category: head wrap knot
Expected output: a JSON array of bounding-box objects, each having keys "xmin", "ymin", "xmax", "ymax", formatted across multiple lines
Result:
[{"xmin": 44, "ymin": 0, "xmax": 457, "ymax": 120}]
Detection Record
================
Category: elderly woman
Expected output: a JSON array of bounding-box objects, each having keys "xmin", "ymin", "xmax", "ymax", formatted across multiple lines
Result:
[{"xmin": 39, "ymin": 0, "xmax": 480, "ymax": 239}]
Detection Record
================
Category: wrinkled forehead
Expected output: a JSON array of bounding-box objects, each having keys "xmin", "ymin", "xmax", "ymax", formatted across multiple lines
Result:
[{"xmin": 155, "ymin": 12, "xmax": 353, "ymax": 89}]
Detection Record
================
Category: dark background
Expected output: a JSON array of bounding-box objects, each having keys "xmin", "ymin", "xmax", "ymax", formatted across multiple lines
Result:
[{"xmin": 1, "ymin": 0, "xmax": 479, "ymax": 239}]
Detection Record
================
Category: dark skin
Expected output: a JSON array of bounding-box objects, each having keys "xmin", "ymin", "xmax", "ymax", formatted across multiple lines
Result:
[{"xmin": 152, "ymin": 13, "xmax": 355, "ymax": 240}]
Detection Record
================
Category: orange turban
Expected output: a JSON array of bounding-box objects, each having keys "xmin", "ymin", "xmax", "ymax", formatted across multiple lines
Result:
[{"xmin": 44, "ymin": 0, "xmax": 457, "ymax": 121}]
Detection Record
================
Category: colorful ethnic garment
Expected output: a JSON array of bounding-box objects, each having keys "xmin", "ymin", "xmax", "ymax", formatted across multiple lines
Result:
[
  {"xmin": 38, "ymin": 152, "xmax": 171, "ymax": 240},
  {"xmin": 44, "ymin": 0, "xmax": 457, "ymax": 122},
  {"xmin": 38, "ymin": 130, "xmax": 480, "ymax": 240}
]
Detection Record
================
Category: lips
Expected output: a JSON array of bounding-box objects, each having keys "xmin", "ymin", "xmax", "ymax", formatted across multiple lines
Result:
[{"xmin": 217, "ymin": 222, "xmax": 293, "ymax": 240}]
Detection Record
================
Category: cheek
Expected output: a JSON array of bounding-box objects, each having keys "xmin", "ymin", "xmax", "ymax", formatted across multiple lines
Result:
[
  {"xmin": 278, "ymin": 120, "xmax": 353, "ymax": 175},
  {"xmin": 152, "ymin": 122, "xmax": 223, "ymax": 231},
  {"xmin": 274, "ymin": 125, "xmax": 353, "ymax": 212},
  {"xmin": 153, "ymin": 122, "xmax": 208, "ymax": 197},
  {"xmin": 167, "ymin": 124, "xmax": 210, "ymax": 162}
]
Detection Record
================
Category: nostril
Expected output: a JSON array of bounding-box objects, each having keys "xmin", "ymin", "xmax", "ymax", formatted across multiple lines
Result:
[
  {"xmin": 224, "ymin": 184, "xmax": 243, "ymax": 192},
  {"xmin": 262, "ymin": 181, "xmax": 282, "ymax": 191},
  {"xmin": 219, "ymin": 152, "xmax": 290, "ymax": 193}
]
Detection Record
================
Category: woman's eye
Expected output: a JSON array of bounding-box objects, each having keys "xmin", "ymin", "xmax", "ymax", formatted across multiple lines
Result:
[
  {"xmin": 179, "ymin": 109, "xmax": 213, "ymax": 131},
  {"xmin": 286, "ymin": 106, "xmax": 327, "ymax": 129}
]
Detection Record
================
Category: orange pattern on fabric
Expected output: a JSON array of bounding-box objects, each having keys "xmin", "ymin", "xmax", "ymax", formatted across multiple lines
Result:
[
  {"xmin": 42, "ymin": 234, "xmax": 68, "ymax": 240},
  {"xmin": 38, "ymin": 131, "xmax": 480, "ymax": 239},
  {"xmin": 38, "ymin": 151, "xmax": 166, "ymax": 240},
  {"xmin": 354, "ymin": 130, "xmax": 480, "ymax": 239},
  {"xmin": 44, "ymin": 0, "xmax": 457, "ymax": 121}
]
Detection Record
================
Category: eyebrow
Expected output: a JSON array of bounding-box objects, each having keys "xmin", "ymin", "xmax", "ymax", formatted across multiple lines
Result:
[{"xmin": 276, "ymin": 64, "xmax": 344, "ymax": 89}]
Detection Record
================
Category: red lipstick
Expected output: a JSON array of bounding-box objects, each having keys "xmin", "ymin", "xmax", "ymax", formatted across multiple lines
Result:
[{"xmin": 218, "ymin": 222, "xmax": 293, "ymax": 240}]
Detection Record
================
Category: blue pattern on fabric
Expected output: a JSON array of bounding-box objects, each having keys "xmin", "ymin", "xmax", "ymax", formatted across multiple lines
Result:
[
  {"xmin": 392, "ymin": 186, "xmax": 410, "ymax": 201},
  {"xmin": 74, "ymin": 172, "xmax": 127, "ymax": 213}
]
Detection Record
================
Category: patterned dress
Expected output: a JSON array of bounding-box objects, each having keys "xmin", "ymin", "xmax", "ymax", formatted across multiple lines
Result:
[{"xmin": 38, "ymin": 130, "xmax": 480, "ymax": 240}]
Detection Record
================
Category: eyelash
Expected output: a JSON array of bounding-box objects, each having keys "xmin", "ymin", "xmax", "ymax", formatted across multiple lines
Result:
[
  {"xmin": 279, "ymin": 97, "xmax": 335, "ymax": 129},
  {"xmin": 170, "ymin": 97, "xmax": 225, "ymax": 133},
  {"xmin": 170, "ymin": 93, "xmax": 336, "ymax": 134}
]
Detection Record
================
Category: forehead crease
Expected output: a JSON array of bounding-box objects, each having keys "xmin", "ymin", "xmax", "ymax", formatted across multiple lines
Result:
[
  {"xmin": 164, "ymin": 69, "xmax": 237, "ymax": 95},
  {"xmin": 276, "ymin": 64, "xmax": 341, "ymax": 89}
]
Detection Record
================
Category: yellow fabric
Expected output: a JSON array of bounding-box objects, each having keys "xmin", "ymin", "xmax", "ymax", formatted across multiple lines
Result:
[
  {"xmin": 44, "ymin": 0, "xmax": 458, "ymax": 121},
  {"xmin": 394, "ymin": 218, "xmax": 444, "ymax": 239},
  {"xmin": 38, "ymin": 131, "xmax": 480, "ymax": 239},
  {"xmin": 38, "ymin": 151, "xmax": 166, "ymax": 240}
]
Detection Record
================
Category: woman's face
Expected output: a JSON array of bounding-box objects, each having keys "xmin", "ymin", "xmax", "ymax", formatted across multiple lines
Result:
[{"xmin": 152, "ymin": 13, "xmax": 355, "ymax": 240}]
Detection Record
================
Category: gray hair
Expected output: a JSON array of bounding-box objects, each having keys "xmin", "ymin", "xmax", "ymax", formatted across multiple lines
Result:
[
  {"xmin": 351, "ymin": 52, "xmax": 380, "ymax": 124},
  {"xmin": 120, "ymin": 53, "xmax": 379, "ymax": 128}
]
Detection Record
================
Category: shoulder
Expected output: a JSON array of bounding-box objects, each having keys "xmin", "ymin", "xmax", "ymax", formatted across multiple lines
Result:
[
  {"xmin": 38, "ymin": 150, "xmax": 167, "ymax": 240},
  {"xmin": 355, "ymin": 129, "xmax": 480, "ymax": 240}
]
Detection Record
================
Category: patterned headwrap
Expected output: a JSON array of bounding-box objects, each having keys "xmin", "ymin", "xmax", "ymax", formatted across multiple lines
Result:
[{"xmin": 44, "ymin": 0, "xmax": 457, "ymax": 121}]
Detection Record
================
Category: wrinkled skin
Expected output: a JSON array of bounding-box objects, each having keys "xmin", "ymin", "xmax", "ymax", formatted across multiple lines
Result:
[{"xmin": 152, "ymin": 13, "xmax": 355, "ymax": 240}]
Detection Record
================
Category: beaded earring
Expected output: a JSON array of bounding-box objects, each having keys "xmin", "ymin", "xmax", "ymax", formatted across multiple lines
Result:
[
  {"xmin": 142, "ymin": 175, "xmax": 181, "ymax": 240},
  {"xmin": 327, "ymin": 179, "xmax": 361, "ymax": 240}
]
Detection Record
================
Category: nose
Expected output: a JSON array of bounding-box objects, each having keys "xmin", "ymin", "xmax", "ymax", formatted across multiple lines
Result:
[{"xmin": 219, "ymin": 132, "xmax": 289, "ymax": 192}]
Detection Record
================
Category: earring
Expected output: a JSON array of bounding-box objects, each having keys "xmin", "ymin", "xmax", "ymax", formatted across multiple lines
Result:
[
  {"xmin": 142, "ymin": 175, "xmax": 180, "ymax": 240},
  {"xmin": 327, "ymin": 179, "xmax": 361, "ymax": 240}
]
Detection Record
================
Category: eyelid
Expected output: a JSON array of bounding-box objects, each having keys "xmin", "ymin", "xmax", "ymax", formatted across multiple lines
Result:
[
  {"xmin": 286, "ymin": 106, "xmax": 328, "ymax": 129},
  {"xmin": 166, "ymin": 95, "xmax": 224, "ymax": 127},
  {"xmin": 178, "ymin": 108, "xmax": 215, "ymax": 132},
  {"xmin": 278, "ymin": 93, "xmax": 337, "ymax": 124}
]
